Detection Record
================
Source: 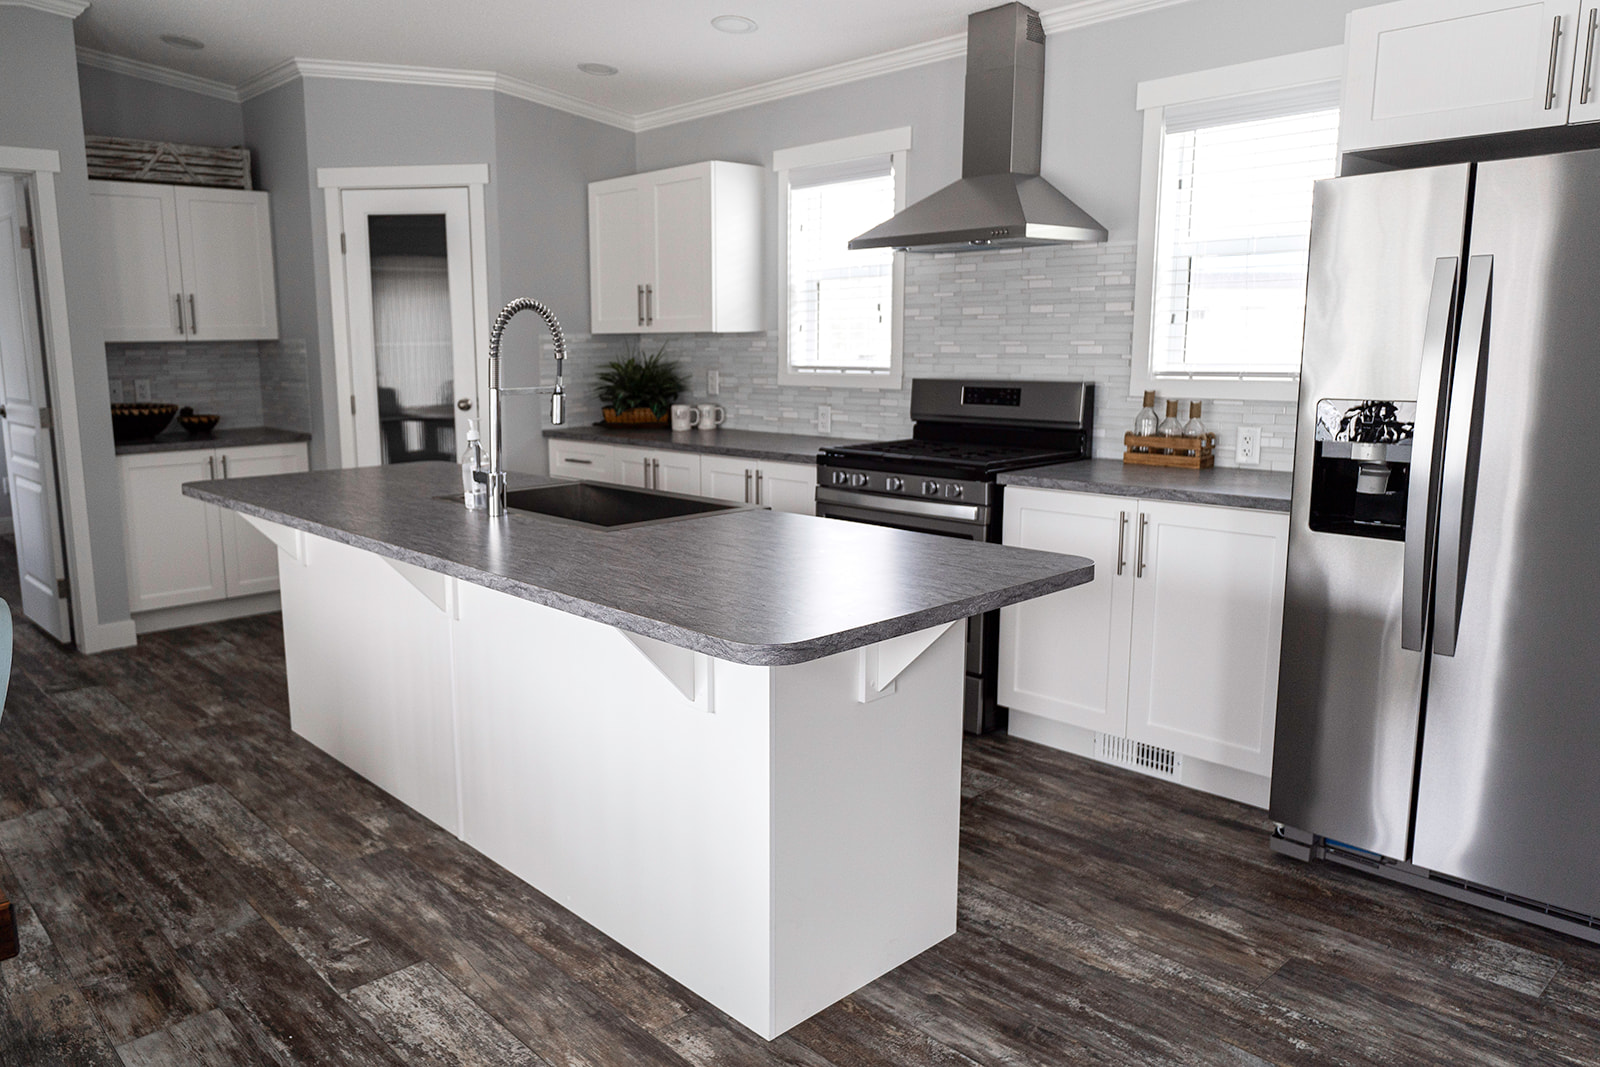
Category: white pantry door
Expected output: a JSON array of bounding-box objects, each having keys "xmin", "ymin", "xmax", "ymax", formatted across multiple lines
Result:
[
  {"xmin": 0, "ymin": 176, "xmax": 70, "ymax": 642},
  {"xmin": 340, "ymin": 186, "xmax": 479, "ymax": 467}
]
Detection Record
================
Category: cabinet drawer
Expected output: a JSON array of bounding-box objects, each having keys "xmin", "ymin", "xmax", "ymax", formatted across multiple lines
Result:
[{"xmin": 548, "ymin": 440, "xmax": 615, "ymax": 480}]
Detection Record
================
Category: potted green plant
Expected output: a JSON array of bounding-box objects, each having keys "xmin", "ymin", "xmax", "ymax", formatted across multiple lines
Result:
[{"xmin": 596, "ymin": 341, "xmax": 689, "ymax": 426}]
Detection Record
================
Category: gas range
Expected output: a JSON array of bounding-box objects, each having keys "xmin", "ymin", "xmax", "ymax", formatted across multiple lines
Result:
[{"xmin": 813, "ymin": 378, "xmax": 1094, "ymax": 734}]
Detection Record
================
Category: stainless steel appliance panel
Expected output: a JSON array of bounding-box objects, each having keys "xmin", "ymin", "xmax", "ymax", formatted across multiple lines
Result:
[
  {"xmin": 1412, "ymin": 149, "xmax": 1600, "ymax": 915},
  {"xmin": 1270, "ymin": 164, "xmax": 1472, "ymax": 858}
]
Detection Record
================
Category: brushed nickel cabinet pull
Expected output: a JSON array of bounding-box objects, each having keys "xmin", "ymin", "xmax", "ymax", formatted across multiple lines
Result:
[
  {"xmin": 744, "ymin": 469, "xmax": 752, "ymax": 503},
  {"xmin": 1583, "ymin": 7, "xmax": 1597, "ymax": 106},
  {"xmin": 637, "ymin": 285, "xmax": 645, "ymax": 326},
  {"xmin": 188, "ymin": 294, "xmax": 198, "ymax": 333},
  {"xmin": 645, "ymin": 284, "xmax": 653, "ymax": 326},
  {"xmin": 175, "ymin": 294, "xmax": 185, "ymax": 334},
  {"xmin": 1136, "ymin": 513, "xmax": 1149, "ymax": 578},
  {"xmin": 755, "ymin": 469, "xmax": 764, "ymax": 505},
  {"xmin": 1116, "ymin": 510, "xmax": 1129, "ymax": 576},
  {"xmin": 1546, "ymin": 15, "xmax": 1564, "ymax": 110},
  {"xmin": 220, "ymin": 454, "xmax": 228, "ymax": 478}
]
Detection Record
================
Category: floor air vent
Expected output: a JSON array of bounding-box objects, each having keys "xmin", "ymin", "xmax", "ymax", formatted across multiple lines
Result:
[{"xmin": 1093, "ymin": 734, "xmax": 1181, "ymax": 781}]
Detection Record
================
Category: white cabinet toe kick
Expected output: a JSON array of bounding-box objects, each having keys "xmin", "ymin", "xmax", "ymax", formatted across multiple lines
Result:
[{"xmin": 271, "ymin": 525, "xmax": 965, "ymax": 1040}]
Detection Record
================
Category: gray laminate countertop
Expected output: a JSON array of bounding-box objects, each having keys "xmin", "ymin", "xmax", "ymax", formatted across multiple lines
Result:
[
  {"xmin": 543, "ymin": 425, "xmax": 866, "ymax": 465},
  {"xmin": 115, "ymin": 426, "xmax": 312, "ymax": 456},
  {"xmin": 999, "ymin": 459, "xmax": 1292, "ymax": 513},
  {"xmin": 185, "ymin": 463, "xmax": 1093, "ymax": 666}
]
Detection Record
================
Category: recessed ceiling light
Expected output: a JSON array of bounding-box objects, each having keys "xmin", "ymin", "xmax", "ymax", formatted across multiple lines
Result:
[
  {"xmin": 711, "ymin": 15, "xmax": 759, "ymax": 34},
  {"xmin": 578, "ymin": 62, "xmax": 619, "ymax": 76},
  {"xmin": 159, "ymin": 33, "xmax": 205, "ymax": 50}
]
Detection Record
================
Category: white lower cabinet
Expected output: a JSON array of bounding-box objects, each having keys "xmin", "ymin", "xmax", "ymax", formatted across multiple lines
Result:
[
  {"xmin": 614, "ymin": 444, "xmax": 701, "ymax": 495},
  {"xmin": 120, "ymin": 441, "xmax": 309, "ymax": 614},
  {"xmin": 699, "ymin": 454, "xmax": 816, "ymax": 514},
  {"xmin": 548, "ymin": 439, "xmax": 818, "ymax": 515},
  {"xmin": 999, "ymin": 487, "xmax": 1288, "ymax": 801}
]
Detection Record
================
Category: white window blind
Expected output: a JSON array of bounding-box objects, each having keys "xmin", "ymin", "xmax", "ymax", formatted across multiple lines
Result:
[
  {"xmin": 1151, "ymin": 84, "xmax": 1339, "ymax": 378},
  {"xmin": 786, "ymin": 156, "xmax": 896, "ymax": 373}
]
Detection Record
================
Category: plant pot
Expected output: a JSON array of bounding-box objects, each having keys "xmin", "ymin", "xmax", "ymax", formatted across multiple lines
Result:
[{"xmin": 602, "ymin": 407, "xmax": 670, "ymax": 427}]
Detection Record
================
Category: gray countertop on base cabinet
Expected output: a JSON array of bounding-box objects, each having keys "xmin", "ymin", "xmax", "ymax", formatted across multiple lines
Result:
[
  {"xmin": 543, "ymin": 425, "xmax": 862, "ymax": 465},
  {"xmin": 999, "ymin": 459, "xmax": 1292, "ymax": 513}
]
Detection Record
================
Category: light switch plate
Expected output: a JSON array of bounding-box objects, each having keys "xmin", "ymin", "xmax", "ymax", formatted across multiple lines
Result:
[
  {"xmin": 707, "ymin": 369, "xmax": 720, "ymax": 396},
  {"xmin": 1236, "ymin": 426, "xmax": 1261, "ymax": 466},
  {"xmin": 108, "ymin": 379, "xmax": 124, "ymax": 402},
  {"xmin": 134, "ymin": 379, "xmax": 152, "ymax": 402},
  {"xmin": 816, "ymin": 405, "xmax": 832, "ymax": 435}
]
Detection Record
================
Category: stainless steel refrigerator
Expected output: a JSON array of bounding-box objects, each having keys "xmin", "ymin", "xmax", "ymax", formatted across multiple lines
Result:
[{"xmin": 1271, "ymin": 147, "xmax": 1600, "ymax": 933}]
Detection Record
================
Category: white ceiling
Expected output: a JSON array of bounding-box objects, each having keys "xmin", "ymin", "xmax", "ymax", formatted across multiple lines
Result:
[{"xmin": 69, "ymin": 0, "xmax": 1188, "ymax": 127}]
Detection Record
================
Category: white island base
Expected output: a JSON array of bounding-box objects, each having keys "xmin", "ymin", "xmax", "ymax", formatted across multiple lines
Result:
[{"xmin": 251, "ymin": 519, "xmax": 965, "ymax": 1039}]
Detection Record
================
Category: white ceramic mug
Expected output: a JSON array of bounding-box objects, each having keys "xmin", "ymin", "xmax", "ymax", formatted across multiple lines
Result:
[
  {"xmin": 670, "ymin": 403, "xmax": 700, "ymax": 432},
  {"xmin": 696, "ymin": 403, "xmax": 725, "ymax": 431}
]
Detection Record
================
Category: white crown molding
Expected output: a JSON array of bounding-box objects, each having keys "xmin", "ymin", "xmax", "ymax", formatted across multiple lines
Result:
[
  {"xmin": 632, "ymin": 31, "xmax": 966, "ymax": 133},
  {"xmin": 0, "ymin": 0, "xmax": 89, "ymax": 18},
  {"xmin": 76, "ymin": 47, "xmax": 242, "ymax": 103},
  {"xmin": 85, "ymin": 0, "xmax": 1199, "ymax": 133},
  {"xmin": 493, "ymin": 73, "xmax": 636, "ymax": 131}
]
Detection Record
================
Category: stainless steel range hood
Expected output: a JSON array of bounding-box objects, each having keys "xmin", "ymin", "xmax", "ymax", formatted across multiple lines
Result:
[{"xmin": 849, "ymin": 2, "xmax": 1107, "ymax": 253}]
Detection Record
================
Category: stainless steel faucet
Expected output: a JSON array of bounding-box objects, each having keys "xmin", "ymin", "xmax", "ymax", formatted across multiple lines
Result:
[{"xmin": 484, "ymin": 298, "xmax": 567, "ymax": 516}]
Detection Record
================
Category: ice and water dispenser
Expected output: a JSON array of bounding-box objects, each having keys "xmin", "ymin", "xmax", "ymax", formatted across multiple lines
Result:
[{"xmin": 1307, "ymin": 399, "xmax": 1416, "ymax": 540}]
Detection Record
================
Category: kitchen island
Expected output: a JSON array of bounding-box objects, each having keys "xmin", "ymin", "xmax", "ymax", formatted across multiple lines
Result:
[{"xmin": 186, "ymin": 463, "xmax": 1093, "ymax": 1038}]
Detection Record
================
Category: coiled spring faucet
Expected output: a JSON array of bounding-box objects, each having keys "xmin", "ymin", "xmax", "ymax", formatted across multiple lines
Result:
[{"xmin": 484, "ymin": 298, "xmax": 567, "ymax": 516}]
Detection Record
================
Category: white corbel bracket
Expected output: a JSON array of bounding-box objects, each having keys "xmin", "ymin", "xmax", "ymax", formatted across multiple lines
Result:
[
  {"xmin": 379, "ymin": 555, "xmax": 453, "ymax": 613},
  {"xmin": 241, "ymin": 515, "xmax": 305, "ymax": 563},
  {"xmin": 857, "ymin": 622, "xmax": 958, "ymax": 704},
  {"xmin": 622, "ymin": 631, "xmax": 714, "ymax": 712}
]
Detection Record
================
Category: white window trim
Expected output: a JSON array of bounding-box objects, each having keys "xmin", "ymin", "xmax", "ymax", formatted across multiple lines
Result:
[
  {"xmin": 1131, "ymin": 46, "xmax": 1344, "ymax": 403},
  {"xmin": 774, "ymin": 127, "xmax": 910, "ymax": 390}
]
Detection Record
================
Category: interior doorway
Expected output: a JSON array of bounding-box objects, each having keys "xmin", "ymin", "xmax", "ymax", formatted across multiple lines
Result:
[
  {"xmin": 320, "ymin": 166, "xmax": 490, "ymax": 469},
  {"xmin": 0, "ymin": 173, "xmax": 72, "ymax": 644}
]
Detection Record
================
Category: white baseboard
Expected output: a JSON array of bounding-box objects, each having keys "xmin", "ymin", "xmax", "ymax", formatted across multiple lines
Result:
[
  {"xmin": 1006, "ymin": 709, "xmax": 1270, "ymax": 808},
  {"xmin": 132, "ymin": 592, "xmax": 281, "ymax": 634}
]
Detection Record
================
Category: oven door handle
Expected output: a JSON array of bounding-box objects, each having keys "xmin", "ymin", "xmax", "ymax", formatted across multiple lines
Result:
[{"xmin": 814, "ymin": 486, "xmax": 982, "ymax": 523}]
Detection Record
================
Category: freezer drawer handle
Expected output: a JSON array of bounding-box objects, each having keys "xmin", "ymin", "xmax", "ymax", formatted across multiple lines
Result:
[
  {"xmin": 1402, "ymin": 257, "xmax": 1461, "ymax": 652},
  {"xmin": 1433, "ymin": 255, "xmax": 1493, "ymax": 658},
  {"xmin": 1546, "ymin": 15, "xmax": 1564, "ymax": 110}
]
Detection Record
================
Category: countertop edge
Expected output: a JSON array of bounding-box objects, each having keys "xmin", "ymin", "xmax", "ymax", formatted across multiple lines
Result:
[
  {"xmin": 115, "ymin": 427, "xmax": 313, "ymax": 456},
  {"xmin": 997, "ymin": 470, "xmax": 1292, "ymax": 513},
  {"xmin": 543, "ymin": 427, "xmax": 844, "ymax": 466},
  {"xmin": 186, "ymin": 483, "xmax": 1094, "ymax": 665}
]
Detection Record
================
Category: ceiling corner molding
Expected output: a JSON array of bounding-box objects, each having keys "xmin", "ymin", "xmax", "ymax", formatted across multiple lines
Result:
[
  {"xmin": 1038, "ymin": 0, "xmax": 1197, "ymax": 34},
  {"xmin": 235, "ymin": 59, "xmax": 300, "ymax": 101},
  {"xmin": 75, "ymin": 47, "xmax": 243, "ymax": 103},
  {"xmin": 632, "ymin": 31, "xmax": 967, "ymax": 133},
  {"xmin": 288, "ymin": 58, "xmax": 499, "ymax": 92},
  {"xmin": 493, "ymin": 74, "xmax": 637, "ymax": 132},
  {"xmin": 0, "ymin": 0, "xmax": 89, "ymax": 18}
]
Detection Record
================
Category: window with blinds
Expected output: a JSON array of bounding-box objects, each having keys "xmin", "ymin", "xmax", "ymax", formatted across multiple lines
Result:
[
  {"xmin": 785, "ymin": 157, "xmax": 896, "ymax": 373},
  {"xmin": 1150, "ymin": 86, "xmax": 1339, "ymax": 378}
]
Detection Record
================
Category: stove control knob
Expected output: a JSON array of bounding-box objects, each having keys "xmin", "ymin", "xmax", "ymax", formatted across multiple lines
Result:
[
  {"xmin": 922, "ymin": 480, "xmax": 941, "ymax": 496},
  {"xmin": 945, "ymin": 483, "xmax": 964, "ymax": 500},
  {"xmin": 849, "ymin": 473, "xmax": 869, "ymax": 488},
  {"xmin": 831, "ymin": 470, "xmax": 849, "ymax": 486},
  {"xmin": 885, "ymin": 476, "xmax": 904, "ymax": 493}
]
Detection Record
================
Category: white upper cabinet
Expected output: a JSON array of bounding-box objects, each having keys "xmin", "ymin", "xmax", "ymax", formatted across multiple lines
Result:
[
  {"xmin": 588, "ymin": 162, "xmax": 763, "ymax": 335},
  {"xmin": 92, "ymin": 181, "xmax": 279, "ymax": 342},
  {"xmin": 1341, "ymin": 0, "xmax": 1583, "ymax": 152}
]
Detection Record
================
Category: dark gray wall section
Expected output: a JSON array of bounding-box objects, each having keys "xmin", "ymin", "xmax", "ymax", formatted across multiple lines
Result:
[
  {"xmin": 242, "ymin": 80, "xmax": 325, "ymax": 465},
  {"xmin": 77, "ymin": 64, "xmax": 245, "ymax": 146},
  {"xmin": 0, "ymin": 7, "xmax": 130, "ymax": 628}
]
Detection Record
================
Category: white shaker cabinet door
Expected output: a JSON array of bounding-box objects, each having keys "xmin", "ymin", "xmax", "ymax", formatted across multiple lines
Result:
[
  {"xmin": 700, "ymin": 454, "xmax": 754, "ymax": 503},
  {"xmin": 589, "ymin": 179, "xmax": 646, "ymax": 334},
  {"xmin": 218, "ymin": 443, "xmax": 309, "ymax": 598},
  {"xmin": 613, "ymin": 445, "xmax": 701, "ymax": 495},
  {"xmin": 1341, "ymin": 0, "xmax": 1580, "ymax": 152},
  {"xmin": 643, "ymin": 166, "xmax": 713, "ymax": 333},
  {"xmin": 173, "ymin": 186, "xmax": 278, "ymax": 341},
  {"xmin": 1124, "ymin": 500, "xmax": 1288, "ymax": 777},
  {"xmin": 121, "ymin": 450, "xmax": 227, "ymax": 612},
  {"xmin": 998, "ymin": 488, "xmax": 1135, "ymax": 736},
  {"xmin": 91, "ymin": 182, "xmax": 186, "ymax": 342},
  {"xmin": 755, "ymin": 460, "xmax": 817, "ymax": 515}
]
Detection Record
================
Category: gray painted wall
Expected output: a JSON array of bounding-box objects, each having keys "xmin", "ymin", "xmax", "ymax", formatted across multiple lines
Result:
[
  {"xmin": 78, "ymin": 64, "xmax": 245, "ymax": 146},
  {"xmin": 0, "ymin": 6, "xmax": 130, "ymax": 629}
]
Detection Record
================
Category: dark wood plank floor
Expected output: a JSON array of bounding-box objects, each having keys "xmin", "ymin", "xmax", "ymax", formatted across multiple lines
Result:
[{"xmin": 1, "ymin": 544, "xmax": 1598, "ymax": 1065}]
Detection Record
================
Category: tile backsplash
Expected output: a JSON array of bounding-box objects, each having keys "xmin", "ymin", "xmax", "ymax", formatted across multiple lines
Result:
[
  {"xmin": 105, "ymin": 340, "xmax": 310, "ymax": 433},
  {"xmin": 542, "ymin": 241, "xmax": 1296, "ymax": 470}
]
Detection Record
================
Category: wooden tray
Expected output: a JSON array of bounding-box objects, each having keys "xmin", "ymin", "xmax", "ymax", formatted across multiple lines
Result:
[
  {"xmin": 1123, "ymin": 432, "xmax": 1217, "ymax": 469},
  {"xmin": 86, "ymin": 136, "xmax": 252, "ymax": 190}
]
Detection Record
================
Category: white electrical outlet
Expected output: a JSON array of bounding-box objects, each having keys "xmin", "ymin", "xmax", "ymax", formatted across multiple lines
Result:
[
  {"xmin": 707, "ymin": 369, "xmax": 720, "ymax": 396},
  {"xmin": 108, "ymin": 379, "xmax": 124, "ymax": 402},
  {"xmin": 816, "ymin": 405, "xmax": 832, "ymax": 435},
  {"xmin": 1236, "ymin": 426, "xmax": 1261, "ymax": 466},
  {"xmin": 134, "ymin": 379, "xmax": 152, "ymax": 402}
]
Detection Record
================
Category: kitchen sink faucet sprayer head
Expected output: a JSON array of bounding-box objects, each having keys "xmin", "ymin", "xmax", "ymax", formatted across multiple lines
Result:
[{"xmin": 485, "ymin": 298, "xmax": 570, "ymax": 517}]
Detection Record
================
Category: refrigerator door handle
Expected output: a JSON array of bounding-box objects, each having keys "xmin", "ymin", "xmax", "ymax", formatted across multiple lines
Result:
[
  {"xmin": 1433, "ymin": 254, "xmax": 1494, "ymax": 658},
  {"xmin": 1401, "ymin": 257, "xmax": 1462, "ymax": 652}
]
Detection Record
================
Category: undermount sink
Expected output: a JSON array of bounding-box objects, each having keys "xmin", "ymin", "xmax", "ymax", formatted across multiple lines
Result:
[{"xmin": 502, "ymin": 481, "xmax": 745, "ymax": 529}]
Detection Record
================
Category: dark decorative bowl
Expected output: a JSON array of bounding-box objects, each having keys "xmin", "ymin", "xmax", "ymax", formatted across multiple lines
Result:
[
  {"xmin": 179, "ymin": 412, "xmax": 221, "ymax": 437},
  {"xmin": 110, "ymin": 403, "xmax": 177, "ymax": 442}
]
